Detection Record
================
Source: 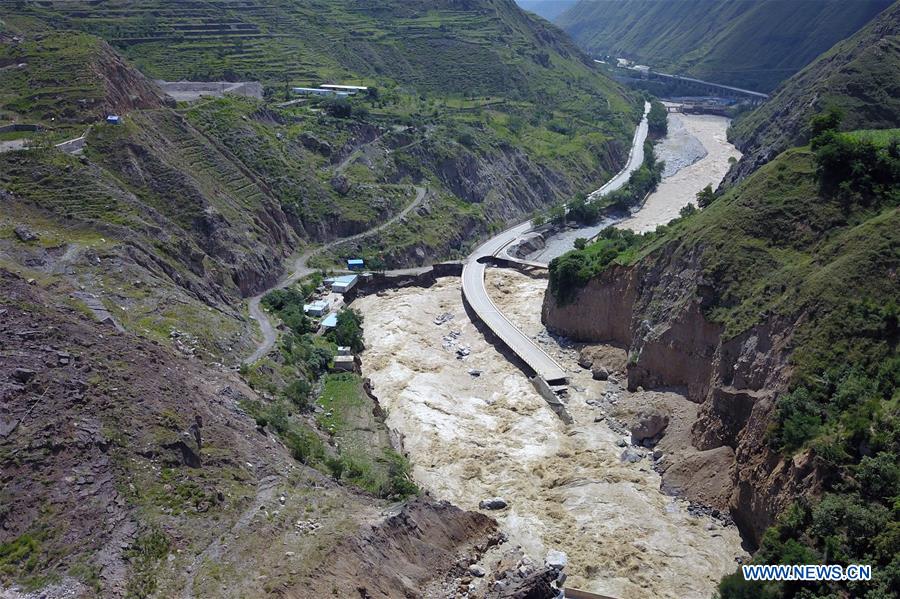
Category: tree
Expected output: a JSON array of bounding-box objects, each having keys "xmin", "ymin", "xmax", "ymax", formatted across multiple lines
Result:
[
  {"xmin": 324, "ymin": 98, "xmax": 352, "ymax": 119},
  {"xmin": 574, "ymin": 237, "xmax": 587, "ymax": 250},
  {"xmin": 696, "ymin": 184, "xmax": 716, "ymax": 208},
  {"xmin": 328, "ymin": 309, "xmax": 365, "ymax": 352},
  {"xmin": 648, "ymin": 100, "xmax": 668, "ymax": 137},
  {"xmin": 809, "ymin": 106, "xmax": 844, "ymax": 142}
]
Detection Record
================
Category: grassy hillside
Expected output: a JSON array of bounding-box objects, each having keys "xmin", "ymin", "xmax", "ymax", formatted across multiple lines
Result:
[
  {"xmin": 557, "ymin": 0, "xmax": 892, "ymax": 93},
  {"xmin": 549, "ymin": 126, "xmax": 900, "ymax": 598},
  {"xmin": 0, "ymin": 30, "xmax": 164, "ymax": 135},
  {"xmin": 515, "ymin": 0, "xmax": 577, "ymax": 21},
  {"xmin": 728, "ymin": 1, "xmax": 900, "ymax": 182},
  {"xmin": 7, "ymin": 0, "xmax": 628, "ymax": 108}
]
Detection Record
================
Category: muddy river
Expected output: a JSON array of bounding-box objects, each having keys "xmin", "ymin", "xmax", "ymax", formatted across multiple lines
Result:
[
  {"xmin": 529, "ymin": 111, "xmax": 740, "ymax": 262},
  {"xmin": 353, "ymin": 110, "xmax": 747, "ymax": 597},
  {"xmin": 355, "ymin": 271, "xmax": 746, "ymax": 598}
]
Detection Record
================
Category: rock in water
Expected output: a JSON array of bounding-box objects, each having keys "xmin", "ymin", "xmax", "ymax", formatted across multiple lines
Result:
[
  {"xmin": 478, "ymin": 497, "xmax": 508, "ymax": 510},
  {"xmin": 545, "ymin": 549, "xmax": 568, "ymax": 570},
  {"xmin": 620, "ymin": 448, "xmax": 643, "ymax": 463}
]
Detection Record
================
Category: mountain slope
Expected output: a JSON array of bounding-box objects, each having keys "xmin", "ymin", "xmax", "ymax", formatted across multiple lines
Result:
[
  {"xmin": 557, "ymin": 0, "xmax": 893, "ymax": 93},
  {"xmin": 515, "ymin": 0, "xmax": 578, "ymax": 21},
  {"xmin": 727, "ymin": 0, "xmax": 900, "ymax": 183},
  {"xmin": 543, "ymin": 129, "xmax": 899, "ymax": 596},
  {"xmin": 10, "ymin": 0, "xmax": 626, "ymax": 106}
]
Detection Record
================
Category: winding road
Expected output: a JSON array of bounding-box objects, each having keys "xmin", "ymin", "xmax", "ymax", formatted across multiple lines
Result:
[
  {"xmin": 461, "ymin": 102, "xmax": 651, "ymax": 385},
  {"xmin": 243, "ymin": 184, "xmax": 427, "ymax": 365}
]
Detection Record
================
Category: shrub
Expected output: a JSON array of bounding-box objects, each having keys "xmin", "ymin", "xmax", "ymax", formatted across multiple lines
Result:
[{"xmin": 327, "ymin": 309, "xmax": 365, "ymax": 353}]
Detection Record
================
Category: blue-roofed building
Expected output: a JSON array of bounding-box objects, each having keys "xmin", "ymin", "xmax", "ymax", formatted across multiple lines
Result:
[
  {"xmin": 321, "ymin": 312, "xmax": 338, "ymax": 329},
  {"xmin": 347, "ymin": 258, "xmax": 364, "ymax": 271},
  {"xmin": 106, "ymin": 115, "xmax": 121, "ymax": 125}
]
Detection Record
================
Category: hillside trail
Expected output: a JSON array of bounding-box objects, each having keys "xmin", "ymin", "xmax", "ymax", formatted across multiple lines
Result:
[{"xmin": 243, "ymin": 184, "xmax": 427, "ymax": 365}]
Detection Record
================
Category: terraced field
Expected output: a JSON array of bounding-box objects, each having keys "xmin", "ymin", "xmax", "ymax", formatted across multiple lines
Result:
[{"xmin": 13, "ymin": 0, "xmax": 623, "ymax": 105}]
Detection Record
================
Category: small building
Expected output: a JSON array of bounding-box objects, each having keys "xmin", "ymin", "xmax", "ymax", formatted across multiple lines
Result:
[
  {"xmin": 326, "ymin": 274, "xmax": 358, "ymax": 294},
  {"xmin": 633, "ymin": 65, "xmax": 651, "ymax": 79},
  {"xmin": 332, "ymin": 355, "xmax": 357, "ymax": 372},
  {"xmin": 292, "ymin": 87, "xmax": 349, "ymax": 97},
  {"xmin": 321, "ymin": 312, "xmax": 338, "ymax": 329},
  {"xmin": 337, "ymin": 346, "xmax": 352, "ymax": 356},
  {"xmin": 319, "ymin": 84, "xmax": 368, "ymax": 94},
  {"xmin": 106, "ymin": 115, "xmax": 121, "ymax": 125},
  {"xmin": 347, "ymin": 258, "xmax": 364, "ymax": 271},
  {"xmin": 303, "ymin": 300, "xmax": 329, "ymax": 317}
]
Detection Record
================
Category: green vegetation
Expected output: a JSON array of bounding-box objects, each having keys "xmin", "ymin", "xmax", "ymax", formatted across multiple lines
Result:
[
  {"xmin": 546, "ymin": 143, "xmax": 665, "ymax": 302},
  {"xmin": 558, "ymin": 0, "xmax": 891, "ymax": 93},
  {"xmin": 548, "ymin": 227, "xmax": 643, "ymax": 303},
  {"xmin": 730, "ymin": 3, "xmax": 900, "ymax": 175},
  {"xmin": 0, "ymin": 534, "xmax": 40, "ymax": 582},
  {"xmin": 124, "ymin": 528, "xmax": 169, "ymax": 599},
  {"xmin": 251, "ymin": 283, "xmax": 414, "ymax": 499},
  {"xmin": 648, "ymin": 100, "xmax": 668, "ymax": 138},
  {"xmin": 318, "ymin": 373, "xmax": 417, "ymax": 500},
  {"xmin": 326, "ymin": 309, "xmax": 365, "ymax": 354}
]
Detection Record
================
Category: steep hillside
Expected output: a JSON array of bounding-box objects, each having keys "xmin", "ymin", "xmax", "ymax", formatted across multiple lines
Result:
[
  {"xmin": 558, "ymin": 0, "xmax": 892, "ymax": 93},
  {"xmin": 515, "ymin": 0, "xmax": 577, "ymax": 21},
  {"xmin": 0, "ymin": 269, "xmax": 528, "ymax": 597},
  {"xmin": 727, "ymin": 0, "xmax": 900, "ymax": 183},
  {"xmin": 543, "ymin": 129, "xmax": 899, "ymax": 597},
  {"xmin": 10, "ymin": 0, "xmax": 625, "ymax": 105},
  {"xmin": 0, "ymin": 30, "xmax": 166, "ymax": 134}
]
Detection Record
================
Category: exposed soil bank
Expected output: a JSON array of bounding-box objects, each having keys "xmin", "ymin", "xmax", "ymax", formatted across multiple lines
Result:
[
  {"xmin": 354, "ymin": 275, "xmax": 745, "ymax": 599},
  {"xmin": 617, "ymin": 114, "xmax": 740, "ymax": 233}
]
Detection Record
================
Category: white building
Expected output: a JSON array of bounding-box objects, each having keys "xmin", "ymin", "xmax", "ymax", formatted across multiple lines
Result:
[
  {"xmin": 292, "ymin": 87, "xmax": 350, "ymax": 97},
  {"xmin": 303, "ymin": 299, "xmax": 329, "ymax": 317}
]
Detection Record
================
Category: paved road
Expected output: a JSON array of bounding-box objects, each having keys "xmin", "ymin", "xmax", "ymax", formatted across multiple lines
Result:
[
  {"xmin": 589, "ymin": 101, "xmax": 651, "ymax": 200},
  {"xmin": 462, "ymin": 222, "xmax": 569, "ymax": 383},
  {"xmin": 243, "ymin": 185, "xmax": 427, "ymax": 365},
  {"xmin": 461, "ymin": 103, "xmax": 651, "ymax": 383}
]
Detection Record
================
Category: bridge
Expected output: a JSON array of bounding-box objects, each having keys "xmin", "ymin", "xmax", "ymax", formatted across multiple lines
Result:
[
  {"xmin": 461, "ymin": 222, "xmax": 569, "ymax": 386},
  {"xmin": 460, "ymin": 102, "xmax": 651, "ymax": 393}
]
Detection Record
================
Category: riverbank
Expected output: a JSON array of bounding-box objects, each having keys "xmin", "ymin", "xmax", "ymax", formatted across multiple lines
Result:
[
  {"xmin": 526, "ymin": 111, "xmax": 739, "ymax": 262},
  {"xmin": 353, "ymin": 273, "xmax": 746, "ymax": 598},
  {"xmin": 617, "ymin": 113, "xmax": 740, "ymax": 233}
]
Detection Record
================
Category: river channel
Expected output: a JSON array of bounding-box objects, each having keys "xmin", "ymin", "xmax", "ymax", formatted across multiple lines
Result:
[{"xmin": 528, "ymin": 111, "xmax": 740, "ymax": 263}]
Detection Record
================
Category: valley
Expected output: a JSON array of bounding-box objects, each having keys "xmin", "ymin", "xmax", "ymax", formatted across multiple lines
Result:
[{"xmin": 1, "ymin": 1, "xmax": 898, "ymax": 598}]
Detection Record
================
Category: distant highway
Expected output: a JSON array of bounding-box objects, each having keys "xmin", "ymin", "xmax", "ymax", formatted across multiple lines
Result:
[{"xmin": 461, "ymin": 103, "xmax": 651, "ymax": 385}]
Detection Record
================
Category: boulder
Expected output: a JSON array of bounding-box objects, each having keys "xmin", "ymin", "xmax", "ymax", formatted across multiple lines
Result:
[
  {"xmin": 14, "ymin": 225, "xmax": 38, "ymax": 242},
  {"xmin": 468, "ymin": 564, "xmax": 486, "ymax": 577},
  {"xmin": 577, "ymin": 351, "xmax": 593, "ymax": 369},
  {"xmin": 330, "ymin": 174, "xmax": 351, "ymax": 195},
  {"xmin": 591, "ymin": 365, "xmax": 609, "ymax": 380},
  {"xmin": 620, "ymin": 448, "xmax": 643, "ymax": 463},
  {"xmin": 545, "ymin": 550, "xmax": 568, "ymax": 570},
  {"xmin": 478, "ymin": 497, "xmax": 508, "ymax": 510},
  {"xmin": 11, "ymin": 368, "xmax": 36, "ymax": 383},
  {"xmin": 629, "ymin": 409, "xmax": 669, "ymax": 444}
]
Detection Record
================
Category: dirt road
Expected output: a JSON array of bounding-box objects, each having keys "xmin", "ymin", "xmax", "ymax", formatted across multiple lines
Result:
[{"xmin": 243, "ymin": 185, "xmax": 426, "ymax": 365}]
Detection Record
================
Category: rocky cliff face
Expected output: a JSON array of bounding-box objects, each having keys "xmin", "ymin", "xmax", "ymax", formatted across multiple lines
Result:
[{"xmin": 542, "ymin": 242, "xmax": 825, "ymax": 545}]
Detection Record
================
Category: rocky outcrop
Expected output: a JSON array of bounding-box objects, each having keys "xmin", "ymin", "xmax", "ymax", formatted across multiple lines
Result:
[{"xmin": 542, "ymin": 242, "xmax": 824, "ymax": 545}]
